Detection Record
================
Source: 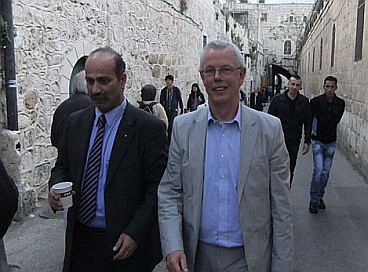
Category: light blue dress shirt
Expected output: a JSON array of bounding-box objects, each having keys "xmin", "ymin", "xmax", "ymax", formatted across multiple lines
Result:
[
  {"xmin": 199, "ymin": 104, "xmax": 244, "ymax": 247},
  {"xmin": 82, "ymin": 99, "xmax": 126, "ymax": 228}
]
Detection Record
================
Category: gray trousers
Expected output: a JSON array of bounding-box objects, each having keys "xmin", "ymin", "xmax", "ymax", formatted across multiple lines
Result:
[
  {"xmin": 194, "ymin": 241, "xmax": 248, "ymax": 272},
  {"xmin": 0, "ymin": 239, "xmax": 8, "ymax": 272}
]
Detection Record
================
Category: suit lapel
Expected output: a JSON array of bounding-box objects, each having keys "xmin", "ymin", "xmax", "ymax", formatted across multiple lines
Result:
[
  {"xmin": 238, "ymin": 106, "xmax": 258, "ymax": 203},
  {"xmin": 105, "ymin": 103, "xmax": 135, "ymax": 190},
  {"xmin": 189, "ymin": 107, "xmax": 208, "ymax": 242}
]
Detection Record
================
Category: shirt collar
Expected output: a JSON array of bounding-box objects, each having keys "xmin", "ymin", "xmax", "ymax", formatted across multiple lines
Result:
[
  {"xmin": 207, "ymin": 103, "xmax": 241, "ymax": 130},
  {"xmin": 94, "ymin": 98, "xmax": 127, "ymax": 127}
]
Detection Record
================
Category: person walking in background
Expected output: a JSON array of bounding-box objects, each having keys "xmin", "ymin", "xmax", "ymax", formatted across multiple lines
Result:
[
  {"xmin": 268, "ymin": 74, "xmax": 312, "ymax": 186},
  {"xmin": 266, "ymin": 84, "xmax": 274, "ymax": 102},
  {"xmin": 48, "ymin": 48, "xmax": 168, "ymax": 271},
  {"xmin": 0, "ymin": 157, "xmax": 18, "ymax": 272},
  {"xmin": 186, "ymin": 83, "xmax": 205, "ymax": 112},
  {"xmin": 249, "ymin": 86, "xmax": 265, "ymax": 111},
  {"xmin": 159, "ymin": 75, "xmax": 183, "ymax": 142},
  {"xmin": 308, "ymin": 76, "xmax": 345, "ymax": 214},
  {"xmin": 158, "ymin": 40, "xmax": 292, "ymax": 272},
  {"xmin": 51, "ymin": 70, "xmax": 93, "ymax": 149},
  {"xmin": 137, "ymin": 84, "xmax": 168, "ymax": 131},
  {"xmin": 239, "ymin": 89, "xmax": 246, "ymax": 104}
]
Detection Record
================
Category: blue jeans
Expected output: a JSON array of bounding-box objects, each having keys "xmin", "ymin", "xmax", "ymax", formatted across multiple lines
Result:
[{"xmin": 310, "ymin": 140, "xmax": 336, "ymax": 203}]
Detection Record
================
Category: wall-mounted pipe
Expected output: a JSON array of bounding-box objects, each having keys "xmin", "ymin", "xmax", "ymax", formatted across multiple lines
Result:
[{"xmin": 1, "ymin": 0, "xmax": 18, "ymax": 131}]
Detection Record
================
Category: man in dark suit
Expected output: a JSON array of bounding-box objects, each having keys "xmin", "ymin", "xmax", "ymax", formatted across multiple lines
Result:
[
  {"xmin": 249, "ymin": 87, "xmax": 265, "ymax": 111},
  {"xmin": 48, "ymin": 48, "xmax": 168, "ymax": 271},
  {"xmin": 51, "ymin": 70, "xmax": 94, "ymax": 149}
]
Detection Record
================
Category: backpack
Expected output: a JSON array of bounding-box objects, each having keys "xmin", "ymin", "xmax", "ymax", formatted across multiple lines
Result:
[{"xmin": 138, "ymin": 101, "xmax": 158, "ymax": 114}]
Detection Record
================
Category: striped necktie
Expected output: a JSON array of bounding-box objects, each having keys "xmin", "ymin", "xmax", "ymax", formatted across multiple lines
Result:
[{"xmin": 79, "ymin": 114, "xmax": 106, "ymax": 225}]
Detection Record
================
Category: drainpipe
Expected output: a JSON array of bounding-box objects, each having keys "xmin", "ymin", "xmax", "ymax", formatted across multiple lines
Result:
[{"xmin": 1, "ymin": 0, "xmax": 18, "ymax": 131}]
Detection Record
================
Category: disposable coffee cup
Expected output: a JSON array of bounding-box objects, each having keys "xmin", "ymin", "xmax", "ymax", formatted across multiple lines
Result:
[{"xmin": 52, "ymin": 182, "xmax": 73, "ymax": 208}]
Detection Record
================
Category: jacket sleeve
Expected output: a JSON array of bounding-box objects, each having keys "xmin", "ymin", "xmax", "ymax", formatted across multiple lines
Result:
[
  {"xmin": 270, "ymin": 120, "xmax": 293, "ymax": 271},
  {"xmin": 0, "ymin": 158, "xmax": 19, "ymax": 239},
  {"xmin": 268, "ymin": 96, "xmax": 278, "ymax": 117},
  {"xmin": 303, "ymin": 99, "xmax": 312, "ymax": 144},
  {"xmin": 333, "ymin": 100, "xmax": 345, "ymax": 125},
  {"xmin": 160, "ymin": 89, "xmax": 165, "ymax": 106},
  {"xmin": 186, "ymin": 95, "xmax": 191, "ymax": 110}
]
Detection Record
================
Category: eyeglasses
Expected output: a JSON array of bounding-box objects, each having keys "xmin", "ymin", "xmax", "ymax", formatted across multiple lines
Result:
[{"xmin": 201, "ymin": 67, "xmax": 242, "ymax": 77}]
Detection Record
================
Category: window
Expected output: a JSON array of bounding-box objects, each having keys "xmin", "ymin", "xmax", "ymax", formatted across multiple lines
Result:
[
  {"xmin": 261, "ymin": 13, "xmax": 267, "ymax": 22},
  {"xmin": 284, "ymin": 41, "xmax": 292, "ymax": 55},
  {"xmin": 331, "ymin": 24, "xmax": 336, "ymax": 67},
  {"xmin": 303, "ymin": 16, "xmax": 308, "ymax": 23},
  {"xmin": 355, "ymin": 0, "xmax": 365, "ymax": 61},
  {"xmin": 312, "ymin": 47, "xmax": 315, "ymax": 72},
  {"xmin": 289, "ymin": 16, "xmax": 294, "ymax": 23},
  {"xmin": 320, "ymin": 38, "xmax": 323, "ymax": 70}
]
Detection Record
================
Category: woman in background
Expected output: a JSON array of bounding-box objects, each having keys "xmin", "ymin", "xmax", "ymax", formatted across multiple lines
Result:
[{"xmin": 186, "ymin": 83, "xmax": 205, "ymax": 112}]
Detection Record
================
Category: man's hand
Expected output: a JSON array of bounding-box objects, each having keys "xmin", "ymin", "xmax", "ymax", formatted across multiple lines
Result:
[
  {"xmin": 302, "ymin": 143, "xmax": 310, "ymax": 155},
  {"xmin": 113, "ymin": 233, "xmax": 138, "ymax": 260},
  {"xmin": 166, "ymin": 250, "xmax": 188, "ymax": 272},
  {"xmin": 48, "ymin": 188, "xmax": 63, "ymax": 211}
]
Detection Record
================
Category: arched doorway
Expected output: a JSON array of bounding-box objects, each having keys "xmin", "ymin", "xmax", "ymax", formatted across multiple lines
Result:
[
  {"xmin": 268, "ymin": 64, "xmax": 292, "ymax": 95},
  {"xmin": 68, "ymin": 56, "xmax": 87, "ymax": 96}
]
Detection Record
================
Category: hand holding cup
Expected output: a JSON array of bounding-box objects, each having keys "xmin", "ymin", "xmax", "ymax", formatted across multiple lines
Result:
[{"xmin": 50, "ymin": 182, "xmax": 73, "ymax": 210}]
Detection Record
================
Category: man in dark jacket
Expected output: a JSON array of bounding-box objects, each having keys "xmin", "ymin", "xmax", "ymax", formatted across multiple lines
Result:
[
  {"xmin": 51, "ymin": 70, "xmax": 93, "ymax": 149},
  {"xmin": 249, "ymin": 87, "xmax": 265, "ymax": 111},
  {"xmin": 308, "ymin": 76, "xmax": 345, "ymax": 214},
  {"xmin": 159, "ymin": 75, "xmax": 183, "ymax": 142},
  {"xmin": 268, "ymin": 75, "xmax": 312, "ymax": 185},
  {"xmin": 0, "ymin": 157, "xmax": 18, "ymax": 272}
]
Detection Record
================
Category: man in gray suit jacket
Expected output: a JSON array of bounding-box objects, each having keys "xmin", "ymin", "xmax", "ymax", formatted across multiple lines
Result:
[{"xmin": 158, "ymin": 40, "xmax": 293, "ymax": 272}]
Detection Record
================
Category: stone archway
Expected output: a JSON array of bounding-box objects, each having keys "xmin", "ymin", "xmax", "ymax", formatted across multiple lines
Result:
[{"xmin": 59, "ymin": 40, "xmax": 97, "ymax": 101}]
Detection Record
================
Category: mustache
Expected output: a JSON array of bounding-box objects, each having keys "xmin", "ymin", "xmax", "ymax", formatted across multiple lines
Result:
[{"xmin": 90, "ymin": 93, "xmax": 107, "ymax": 101}]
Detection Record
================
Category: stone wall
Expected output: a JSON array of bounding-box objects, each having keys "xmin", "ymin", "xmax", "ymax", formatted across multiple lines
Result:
[
  {"xmin": 299, "ymin": 0, "xmax": 368, "ymax": 179},
  {"xmin": 0, "ymin": 0, "xmax": 249, "ymax": 213}
]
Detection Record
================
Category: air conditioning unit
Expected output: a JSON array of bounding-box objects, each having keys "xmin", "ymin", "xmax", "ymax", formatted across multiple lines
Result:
[{"xmin": 259, "ymin": 0, "xmax": 265, "ymax": 3}]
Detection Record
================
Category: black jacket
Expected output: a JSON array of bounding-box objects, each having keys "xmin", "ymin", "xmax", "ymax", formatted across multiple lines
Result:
[
  {"xmin": 51, "ymin": 94, "xmax": 93, "ymax": 149},
  {"xmin": 186, "ymin": 92, "xmax": 205, "ymax": 112},
  {"xmin": 310, "ymin": 93, "xmax": 345, "ymax": 143},
  {"xmin": 268, "ymin": 90, "xmax": 312, "ymax": 144},
  {"xmin": 160, "ymin": 86, "xmax": 184, "ymax": 114},
  {"xmin": 250, "ymin": 92, "xmax": 265, "ymax": 111},
  {"xmin": 0, "ymin": 158, "xmax": 18, "ymax": 238}
]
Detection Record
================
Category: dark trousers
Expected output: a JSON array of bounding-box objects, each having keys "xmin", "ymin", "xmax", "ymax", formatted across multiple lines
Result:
[
  {"xmin": 286, "ymin": 142, "xmax": 300, "ymax": 186},
  {"xmin": 166, "ymin": 110, "xmax": 178, "ymax": 143},
  {"xmin": 69, "ymin": 221, "xmax": 151, "ymax": 272}
]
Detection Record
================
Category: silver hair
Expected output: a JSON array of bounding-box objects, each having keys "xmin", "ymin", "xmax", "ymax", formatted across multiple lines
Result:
[
  {"xmin": 72, "ymin": 70, "xmax": 88, "ymax": 94},
  {"xmin": 199, "ymin": 40, "xmax": 246, "ymax": 71}
]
